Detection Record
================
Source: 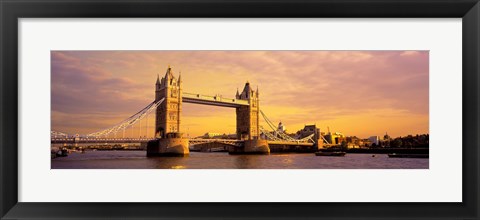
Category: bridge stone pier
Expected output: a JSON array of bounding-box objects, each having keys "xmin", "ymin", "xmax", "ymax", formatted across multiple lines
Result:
[{"xmin": 147, "ymin": 66, "xmax": 270, "ymax": 157}]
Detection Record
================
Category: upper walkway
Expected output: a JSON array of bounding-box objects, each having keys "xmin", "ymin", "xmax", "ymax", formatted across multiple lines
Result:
[{"xmin": 182, "ymin": 92, "xmax": 249, "ymax": 108}]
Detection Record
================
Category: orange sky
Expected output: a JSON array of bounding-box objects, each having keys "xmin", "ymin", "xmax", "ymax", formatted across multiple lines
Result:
[{"xmin": 51, "ymin": 51, "xmax": 429, "ymax": 138}]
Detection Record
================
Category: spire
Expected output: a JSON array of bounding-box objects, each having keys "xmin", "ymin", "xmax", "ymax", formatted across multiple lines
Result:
[
  {"xmin": 236, "ymin": 88, "xmax": 240, "ymax": 98},
  {"xmin": 165, "ymin": 66, "xmax": 170, "ymax": 79},
  {"xmin": 156, "ymin": 74, "xmax": 160, "ymax": 85},
  {"xmin": 242, "ymin": 81, "xmax": 251, "ymax": 99},
  {"xmin": 164, "ymin": 66, "xmax": 171, "ymax": 87},
  {"xmin": 177, "ymin": 71, "xmax": 182, "ymax": 86},
  {"xmin": 245, "ymin": 81, "xmax": 250, "ymax": 90}
]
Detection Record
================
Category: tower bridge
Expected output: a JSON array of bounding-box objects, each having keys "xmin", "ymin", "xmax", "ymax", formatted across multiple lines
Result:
[
  {"xmin": 149, "ymin": 65, "xmax": 270, "ymax": 156},
  {"xmin": 52, "ymin": 66, "xmax": 325, "ymax": 156}
]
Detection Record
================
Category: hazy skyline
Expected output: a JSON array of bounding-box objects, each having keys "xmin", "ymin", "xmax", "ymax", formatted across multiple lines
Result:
[{"xmin": 51, "ymin": 51, "xmax": 429, "ymax": 138}]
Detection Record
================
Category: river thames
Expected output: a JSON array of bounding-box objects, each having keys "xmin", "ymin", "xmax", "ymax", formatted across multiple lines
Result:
[{"xmin": 51, "ymin": 151, "xmax": 428, "ymax": 169}]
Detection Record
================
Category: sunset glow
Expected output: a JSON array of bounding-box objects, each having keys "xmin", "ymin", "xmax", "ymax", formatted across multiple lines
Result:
[{"xmin": 51, "ymin": 51, "xmax": 429, "ymax": 138}]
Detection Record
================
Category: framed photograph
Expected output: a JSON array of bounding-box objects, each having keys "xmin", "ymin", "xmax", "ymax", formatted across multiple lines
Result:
[{"xmin": 1, "ymin": 0, "xmax": 478, "ymax": 219}]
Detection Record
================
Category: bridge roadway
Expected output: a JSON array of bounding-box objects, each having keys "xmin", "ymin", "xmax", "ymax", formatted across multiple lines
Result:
[
  {"xmin": 51, "ymin": 138, "xmax": 151, "ymax": 144},
  {"xmin": 182, "ymin": 92, "xmax": 249, "ymax": 108},
  {"xmin": 189, "ymin": 138, "xmax": 243, "ymax": 146},
  {"xmin": 267, "ymin": 140, "xmax": 313, "ymax": 146},
  {"xmin": 189, "ymin": 139, "xmax": 316, "ymax": 153}
]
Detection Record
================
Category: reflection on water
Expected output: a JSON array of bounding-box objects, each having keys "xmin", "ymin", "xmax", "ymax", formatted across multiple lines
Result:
[{"xmin": 51, "ymin": 151, "xmax": 428, "ymax": 169}]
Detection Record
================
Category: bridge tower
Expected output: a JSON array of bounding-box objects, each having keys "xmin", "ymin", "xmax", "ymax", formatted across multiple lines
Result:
[
  {"xmin": 155, "ymin": 66, "xmax": 182, "ymax": 138},
  {"xmin": 148, "ymin": 66, "xmax": 189, "ymax": 157},
  {"xmin": 233, "ymin": 82, "xmax": 269, "ymax": 154},
  {"xmin": 236, "ymin": 82, "xmax": 260, "ymax": 140}
]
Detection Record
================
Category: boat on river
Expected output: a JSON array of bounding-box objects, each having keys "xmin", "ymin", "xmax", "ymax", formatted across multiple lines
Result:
[{"xmin": 55, "ymin": 148, "xmax": 68, "ymax": 157}]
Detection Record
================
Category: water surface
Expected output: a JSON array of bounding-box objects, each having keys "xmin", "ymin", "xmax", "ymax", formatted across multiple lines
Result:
[{"xmin": 51, "ymin": 151, "xmax": 429, "ymax": 169}]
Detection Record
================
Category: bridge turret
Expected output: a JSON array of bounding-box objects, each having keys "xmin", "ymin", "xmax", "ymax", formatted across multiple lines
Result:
[
  {"xmin": 155, "ymin": 74, "xmax": 161, "ymax": 101},
  {"xmin": 164, "ymin": 65, "xmax": 172, "ymax": 88},
  {"xmin": 238, "ymin": 81, "xmax": 252, "ymax": 100},
  {"xmin": 178, "ymin": 71, "xmax": 182, "ymax": 86}
]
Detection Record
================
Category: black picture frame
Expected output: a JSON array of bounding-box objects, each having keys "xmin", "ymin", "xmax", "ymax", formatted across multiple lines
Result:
[{"xmin": 1, "ymin": 0, "xmax": 479, "ymax": 219}]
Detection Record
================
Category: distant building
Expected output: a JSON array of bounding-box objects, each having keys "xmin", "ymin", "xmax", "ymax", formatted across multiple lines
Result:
[
  {"xmin": 383, "ymin": 132, "xmax": 391, "ymax": 141},
  {"xmin": 294, "ymin": 124, "xmax": 323, "ymax": 149},
  {"xmin": 324, "ymin": 132, "xmax": 345, "ymax": 145},
  {"xmin": 360, "ymin": 139, "xmax": 372, "ymax": 147},
  {"xmin": 296, "ymin": 124, "xmax": 316, "ymax": 139},
  {"xmin": 346, "ymin": 136, "xmax": 361, "ymax": 148},
  {"xmin": 368, "ymin": 136, "xmax": 380, "ymax": 146},
  {"xmin": 201, "ymin": 132, "xmax": 222, "ymax": 138},
  {"xmin": 212, "ymin": 133, "xmax": 237, "ymax": 139},
  {"xmin": 277, "ymin": 122, "xmax": 286, "ymax": 133},
  {"xmin": 382, "ymin": 132, "xmax": 391, "ymax": 147}
]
